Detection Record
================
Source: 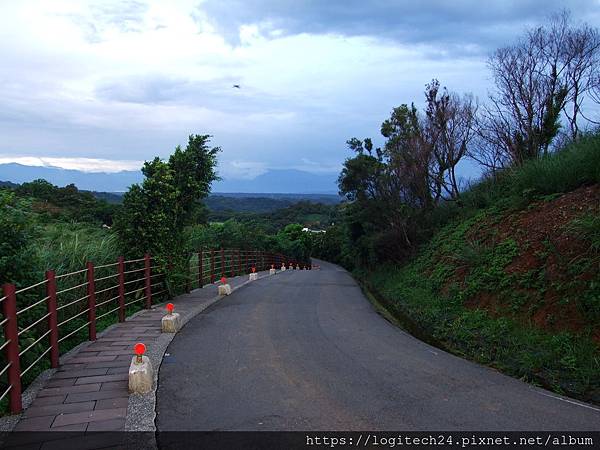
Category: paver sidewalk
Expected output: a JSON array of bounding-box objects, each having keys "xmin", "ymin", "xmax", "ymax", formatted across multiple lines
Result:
[{"xmin": 13, "ymin": 273, "xmax": 256, "ymax": 432}]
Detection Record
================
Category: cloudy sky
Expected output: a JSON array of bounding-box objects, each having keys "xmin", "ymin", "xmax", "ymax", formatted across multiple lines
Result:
[{"xmin": 0, "ymin": 0, "xmax": 598, "ymax": 181}]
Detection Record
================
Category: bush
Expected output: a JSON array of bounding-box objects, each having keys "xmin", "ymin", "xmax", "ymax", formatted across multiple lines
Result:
[{"xmin": 0, "ymin": 190, "xmax": 39, "ymax": 287}]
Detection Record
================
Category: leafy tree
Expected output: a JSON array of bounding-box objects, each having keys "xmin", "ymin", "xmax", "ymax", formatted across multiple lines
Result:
[
  {"xmin": 276, "ymin": 224, "xmax": 312, "ymax": 263},
  {"xmin": 115, "ymin": 135, "xmax": 220, "ymax": 279},
  {"xmin": 337, "ymin": 80, "xmax": 477, "ymax": 264},
  {"xmin": 15, "ymin": 179, "xmax": 119, "ymax": 224}
]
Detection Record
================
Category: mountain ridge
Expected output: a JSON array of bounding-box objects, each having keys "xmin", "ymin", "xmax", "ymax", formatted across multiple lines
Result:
[{"xmin": 0, "ymin": 163, "xmax": 338, "ymax": 194}]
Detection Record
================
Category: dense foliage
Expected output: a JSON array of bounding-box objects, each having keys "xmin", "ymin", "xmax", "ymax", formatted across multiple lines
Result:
[
  {"xmin": 216, "ymin": 201, "xmax": 336, "ymax": 234},
  {"xmin": 16, "ymin": 179, "xmax": 118, "ymax": 225},
  {"xmin": 114, "ymin": 135, "xmax": 219, "ymax": 260},
  {"xmin": 0, "ymin": 191, "xmax": 39, "ymax": 288},
  {"xmin": 186, "ymin": 221, "xmax": 312, "ymax": 264}
]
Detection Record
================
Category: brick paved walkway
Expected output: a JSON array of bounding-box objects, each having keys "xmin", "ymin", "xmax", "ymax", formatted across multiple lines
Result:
[{"xmin": 13, "ymin": 273, "xmax": 256, "ymax": 432}]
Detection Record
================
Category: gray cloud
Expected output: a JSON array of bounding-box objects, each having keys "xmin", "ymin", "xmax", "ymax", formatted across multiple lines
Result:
[{"xmin": 200, "ymin": 0, "xmax": 599, "ymax": 55}]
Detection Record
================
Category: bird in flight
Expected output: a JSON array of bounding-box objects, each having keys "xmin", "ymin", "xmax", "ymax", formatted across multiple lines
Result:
[{"xmin": 232, "ymin": 84, "xmax": 240, "ymax": 89}]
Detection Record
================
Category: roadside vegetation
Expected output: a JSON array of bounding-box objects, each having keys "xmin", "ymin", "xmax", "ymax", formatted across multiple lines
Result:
[{"xmin": 313, "ymin": 12, "xmax": 600, "ymax": 403}]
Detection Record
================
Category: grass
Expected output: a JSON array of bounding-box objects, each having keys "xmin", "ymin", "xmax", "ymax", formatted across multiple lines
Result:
[
  {"xmin": 35, "ymin": 222, "xmax": 120, "ymax": 274},
  {"xmin": 509, "ymin": 134, "xmax": 600, "ymax": 196}
]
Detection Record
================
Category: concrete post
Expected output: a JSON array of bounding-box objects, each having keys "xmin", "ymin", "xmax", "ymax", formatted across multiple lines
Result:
[{"xmin": 128, "ymin": 355, "xmax": 153, "ymax": 394}]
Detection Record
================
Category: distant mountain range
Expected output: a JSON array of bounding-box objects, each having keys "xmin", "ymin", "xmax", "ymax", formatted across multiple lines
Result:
[
  {"xmin": 0, "ymin": 163, "xmax": 142, "ymax": 192},
  {"xmin": 0, "ymin": 163, "xmax": 339, "ymax": 194}
]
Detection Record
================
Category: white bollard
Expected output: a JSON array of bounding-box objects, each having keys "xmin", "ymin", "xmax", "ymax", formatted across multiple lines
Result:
[
  {"xmin": 281, "ymin": 264, "xmax": 286, "ymax": 271},
  {"xmin": 161, "ymin": 312, "xmax": 181, "ymax": 333},
  {"xmin": 218, "ymin": 284, "xmax": 232, "ymax": 295},
  {"xmin": 269, "ymin": 268, "xmax": 276, "ymax": 275},
  {"xmin": 249, "ymin": 273, "xmax": 258, "ymax": 281}
]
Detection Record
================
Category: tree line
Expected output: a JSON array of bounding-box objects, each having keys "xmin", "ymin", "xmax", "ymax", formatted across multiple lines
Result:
[{"xmin": 323, "ymin": 11, "xmax": 600, "ymax": 266}]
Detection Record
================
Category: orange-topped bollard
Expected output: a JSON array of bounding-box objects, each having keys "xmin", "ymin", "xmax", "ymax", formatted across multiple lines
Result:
[
  {"xmin": 281, "ymin": 262, "xmax": 287, "ymax": 272},
  {"xmin": 269, "ymin": 264, "xmax": 276, "ymax": 275},
  {"xmin": 162, "ymin": 302, "xmax": 181, "ymax": 333},
  {"xmin": 218, "ymin": 276, "xmax": 232, "ymax": 295},
  {"xmin": 129, "ymin": 342, "xmax": 153, "ymax": 394}
]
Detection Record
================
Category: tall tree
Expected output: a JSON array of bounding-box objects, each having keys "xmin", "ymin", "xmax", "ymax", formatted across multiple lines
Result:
[
  {"xmin": 480, "ymin": 11, "xmax": 599, "ymax": 166},
  {"xmin": 424, "ymin": 80, "xmax": 477, "ymax": 201},
  {"xmin": 115, "ymin": 134, "xmax": 220, "ymax": 264}
]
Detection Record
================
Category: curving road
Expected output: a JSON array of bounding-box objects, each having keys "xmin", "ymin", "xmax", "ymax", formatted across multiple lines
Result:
[{"xmin": 156, "ymin": 260, "xmax": 600, "ymax": 431}]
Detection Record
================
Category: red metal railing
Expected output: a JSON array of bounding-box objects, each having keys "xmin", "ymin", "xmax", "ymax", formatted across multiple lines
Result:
[{"xmin": 0, "ymin": 249, "xmax": 296, "ymax": 415}]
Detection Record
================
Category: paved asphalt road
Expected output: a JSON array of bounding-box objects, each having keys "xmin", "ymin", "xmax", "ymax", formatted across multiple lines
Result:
[{"xmin": 156, "ymin": 260, "xmax": 600, "ymax": 431}]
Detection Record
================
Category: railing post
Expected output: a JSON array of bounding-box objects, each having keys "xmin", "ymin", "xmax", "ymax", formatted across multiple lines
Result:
[
  {"xmin": 220, "ymin": 248, "xmax": 225, "ymax": 277},
  {"xmin": 117, "ymin": 257, "xmax": 125, "ymax": 322},
  {"xmin": 229, "ymin": 251, "xmax": 235, "ymax": 278},
  {"xmin": 45, "ymin": 271, "xmax": 59, "ymax": 368},
  {"xmin": 186, "ymin": 254, "xmax": 191, "ymax": 294},
  {"xmin": 237, "ymin": 249, "xmax": 241, "ymax": 275},
  {"xmin": 210, "ymin": 249, "xmax": 215, "ymax": 283},
  {"xmin": 198, "ymin": 250, "xmax": 203, "ymax": 288},
  {"xmin": 144, "ymin": 254, "xmax": 152, "ymax": 309},
  {"xmin": 87, "ymin": 262, "xmax": 96, "ymax": 341},
  {"xmin": 2, "ymin": 283, "xmax": 22, "ymax": 414}
]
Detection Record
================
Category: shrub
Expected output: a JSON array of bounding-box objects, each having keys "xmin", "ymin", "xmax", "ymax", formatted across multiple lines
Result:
[{"xmin": 0, "ymin": 190, "xmax": 39, "ymax": 287}]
